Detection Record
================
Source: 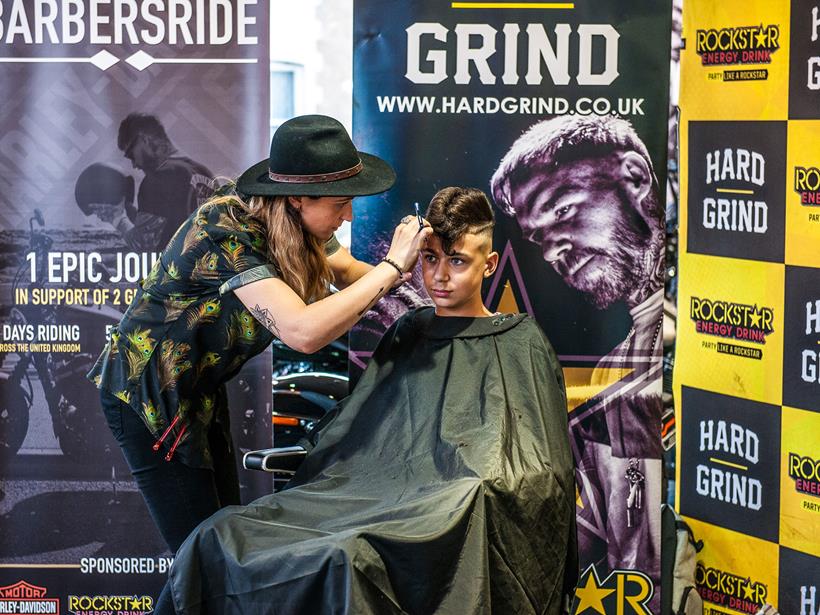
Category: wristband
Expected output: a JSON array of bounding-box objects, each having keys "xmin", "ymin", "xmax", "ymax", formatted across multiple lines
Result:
[{"xmin": 382, "ymin": 257, "xmax": 404, "ymax": 278}]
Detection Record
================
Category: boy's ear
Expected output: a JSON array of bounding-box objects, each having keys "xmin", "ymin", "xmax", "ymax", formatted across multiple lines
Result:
[{"xmin": 484, "ymin": 251, "xmax": 499, "ymax": 277}]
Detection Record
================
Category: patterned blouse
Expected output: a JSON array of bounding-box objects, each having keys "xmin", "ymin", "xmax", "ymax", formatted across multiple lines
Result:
[{"xmin": 88, "ymin": 200, "xmax": 341, "ymax": 469}]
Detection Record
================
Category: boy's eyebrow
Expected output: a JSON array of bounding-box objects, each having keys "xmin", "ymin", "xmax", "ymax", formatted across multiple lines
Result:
[{"xmin": 421, "ymin": 247, "xmax": 469, "ymax": 258}]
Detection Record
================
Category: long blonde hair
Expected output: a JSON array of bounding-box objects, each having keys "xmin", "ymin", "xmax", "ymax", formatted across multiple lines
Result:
[{"xmin": 208, "ymin": 191, "xmax": 333, "ymax": 303}]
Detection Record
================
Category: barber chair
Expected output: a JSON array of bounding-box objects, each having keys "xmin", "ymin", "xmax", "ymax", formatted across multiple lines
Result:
[
  {"xmin": 243, "ymin": 444, "xmax": 308, "ymax": 473},
  {"xmin": 243, "ymin": 338, "xmax": 349, "ymax": 490}
]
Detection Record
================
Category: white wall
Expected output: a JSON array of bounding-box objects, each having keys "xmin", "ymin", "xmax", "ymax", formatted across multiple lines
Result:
[
  {"xmin": 270, "ymin": 0, "xmax": 353, "ymax": 132},
  {"xmin": 270, "ymin": 1, "xmax": 354, "ymax": 245}
]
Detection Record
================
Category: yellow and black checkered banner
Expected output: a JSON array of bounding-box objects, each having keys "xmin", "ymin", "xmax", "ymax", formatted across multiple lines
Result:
[{"xmin": 676, "ymin": 0, "xmax": 820, "ymax": 613}]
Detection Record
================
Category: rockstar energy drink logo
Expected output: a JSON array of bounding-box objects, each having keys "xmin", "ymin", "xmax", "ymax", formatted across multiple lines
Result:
[
  {"xmin": 570, "ymin": 565, "xmax": 653, "ymax": 615},
  {"xmin": 691, "ymin": 297, "xmax": 774, "ymax": 344},
  {"xmin": 794, "ymin": 166, "xmax": 820, "ymax": 207},
  {"xmin": 68, "ymin": 594, "xmax": 153, "ymax": 615},
  {"xmin": 789, "ymin": 453, "xmax": 820, "ymax": 498},
  {"xmin": 696, "ymin": 25, "xmax": 780, "ymax": 66},
  {"xmin": 695, "ymin": 563, "xmax": 767, "ymax": 614}
]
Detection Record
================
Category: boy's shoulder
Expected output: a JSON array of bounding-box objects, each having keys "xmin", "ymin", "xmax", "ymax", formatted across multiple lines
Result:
[{"xmin": 398, "ymin": 307, "xmax": 543, "ymax": 341}]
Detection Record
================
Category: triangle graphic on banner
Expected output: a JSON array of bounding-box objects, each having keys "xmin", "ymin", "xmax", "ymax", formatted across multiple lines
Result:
[
  {"xmin": 484, "ymin": 242, "xmax": 635, "ymax": 412},
  {"xmin": 496, "ymin": 281, "xmax": 520, "ymax": 314},
  {"xmin": 484, "ymin": 241, "xmax": 534, "ymax": 315}
]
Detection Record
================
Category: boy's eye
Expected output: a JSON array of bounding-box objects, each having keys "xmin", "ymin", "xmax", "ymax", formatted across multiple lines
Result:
[{"xmin": 450, "ymin": 258, "xmax": 464, "ymax": 266}]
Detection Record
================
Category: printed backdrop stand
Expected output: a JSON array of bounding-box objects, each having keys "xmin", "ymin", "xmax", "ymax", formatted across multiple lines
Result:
[
  {"xmin": 675, "ymin": 1, "xmax": 820, "ymax": 613},
  {"xmin": 351, "ymin": 1, "xmax": 672, "ymax": 612},
  {"xmin": 0, "ymin": 2, "xmax": 271, "ymax": 611}
]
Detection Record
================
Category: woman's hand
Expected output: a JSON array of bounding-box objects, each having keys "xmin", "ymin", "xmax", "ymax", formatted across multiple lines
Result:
[{"xmin": 385, "ymin": 217, "xmax": 433, "ymax": 272}]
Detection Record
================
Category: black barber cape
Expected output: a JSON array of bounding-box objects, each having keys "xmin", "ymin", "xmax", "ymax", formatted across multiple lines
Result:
[{"xmin": 169, "ymin": 307, "xmax": 577, "ymax": 614}]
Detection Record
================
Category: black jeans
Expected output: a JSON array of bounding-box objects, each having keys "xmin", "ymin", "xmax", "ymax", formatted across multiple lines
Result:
[{"xmin": 101, "ymin": 390, "xmax": 240, "ymax": 614}]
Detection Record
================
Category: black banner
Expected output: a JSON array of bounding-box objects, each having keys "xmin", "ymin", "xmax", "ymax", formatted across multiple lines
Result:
[
  {"xmin": 783, "ymin": 265, "xmax": 820, "ymax": 413},
  {"xmin": 0, "ymin": 1, "xmax": 270, "ymax": 609},
  {"xmin": 352, "ymin": 1, "xmax": 671, "ymax": 611},
  {"xmin": 678, "ymin": 386, "xmax": 781, "ymax": 543},
  {"xmin": 686, "ymin": 121, "xmax": 786, "ymax": 262}
]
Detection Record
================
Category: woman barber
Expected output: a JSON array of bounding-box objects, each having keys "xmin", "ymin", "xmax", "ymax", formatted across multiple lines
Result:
[{"xmin": 88, "ymin": 114, "xmax": 431, "ymax": 555}]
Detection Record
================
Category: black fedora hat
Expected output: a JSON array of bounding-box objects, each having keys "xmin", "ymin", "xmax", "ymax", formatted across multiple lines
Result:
[{"xmin": 237, "ymin": 115, "xmax": 396, "ymax": 197}]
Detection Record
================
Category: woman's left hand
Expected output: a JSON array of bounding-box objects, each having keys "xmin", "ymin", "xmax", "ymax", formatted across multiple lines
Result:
[{"xmin": 385, "ymin": 217, "xmax": 433, "ymax": 273}]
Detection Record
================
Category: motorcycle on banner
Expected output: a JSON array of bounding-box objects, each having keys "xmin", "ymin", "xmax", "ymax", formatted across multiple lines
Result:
[{"xmin": 0, "ymin": 209, "xmax": 125, "ymax": 467}]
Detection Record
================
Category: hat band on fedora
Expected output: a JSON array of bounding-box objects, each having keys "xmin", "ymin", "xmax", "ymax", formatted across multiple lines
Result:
[{"xmin": 268, "ymin": 161, "xmax": 363, "ymax": 184}]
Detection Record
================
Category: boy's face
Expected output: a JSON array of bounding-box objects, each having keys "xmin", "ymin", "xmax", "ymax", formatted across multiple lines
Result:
[{"xmin": 421, "ymin": 232, "xmax": 498, "ymax": 317}]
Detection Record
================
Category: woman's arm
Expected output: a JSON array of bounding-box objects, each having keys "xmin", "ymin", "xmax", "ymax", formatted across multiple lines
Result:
[
  {"xmin": 327, "ymin": 246, "xmax": 373, "ymax": 289},
  {"xmin": 235, "ymin": 221, "xmax": 430, "ymax": 354},
  {"xmin": 235, "ymin": 261, "xmax": 400, "ymax": 354}
]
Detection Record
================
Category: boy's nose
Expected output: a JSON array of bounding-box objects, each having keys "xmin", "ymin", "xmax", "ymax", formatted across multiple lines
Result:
[{"xmin": 434, "ymin": 265, "xmax": 449, "ymax": 281}]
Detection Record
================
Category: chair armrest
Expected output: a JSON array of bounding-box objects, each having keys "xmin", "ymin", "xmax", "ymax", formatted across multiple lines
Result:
[{"xmin": 243, "ymin": 445, "xmax": 308, "ymax": 473}]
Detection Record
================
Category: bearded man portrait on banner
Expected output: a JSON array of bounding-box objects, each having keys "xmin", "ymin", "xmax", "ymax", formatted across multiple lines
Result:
[{"xmin": 491, "ymin": 114, "xmax": 666, "ymax": 607}]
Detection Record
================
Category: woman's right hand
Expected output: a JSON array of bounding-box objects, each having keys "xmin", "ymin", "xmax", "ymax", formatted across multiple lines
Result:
[{"xmin": 385, "ymin": 217, "xmax": 433, "ymax": 272}]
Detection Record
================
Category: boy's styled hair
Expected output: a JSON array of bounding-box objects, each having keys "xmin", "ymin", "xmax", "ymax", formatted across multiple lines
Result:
[{"xmin": 425, "ymin": 187, "xmax": 495, "ymax": 254}]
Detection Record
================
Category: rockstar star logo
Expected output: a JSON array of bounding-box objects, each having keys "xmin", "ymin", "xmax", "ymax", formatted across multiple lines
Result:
[
  {"xmin": 574, "ymin": 567, "xmax": 615, "ymax": 614},
  {"xmin": 754, "ymin": 26, "xmax": 768, "ymax": 48},
  {"xmin": 742, "ymin": 578, "xmax": 756, "ymax": 601},
  {"xmin": 749, "ymin": 306, "xmax": 762, "ymax": 328}
]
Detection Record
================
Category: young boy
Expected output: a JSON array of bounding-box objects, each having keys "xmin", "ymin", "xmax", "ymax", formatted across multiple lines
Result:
[
  {"xmin": 420, "ymin": 186, "xmax": 498, "ymax": 318},
  {"xmin": 166, "ymin": 188, "xmax": 576, "ymax": 615}
]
